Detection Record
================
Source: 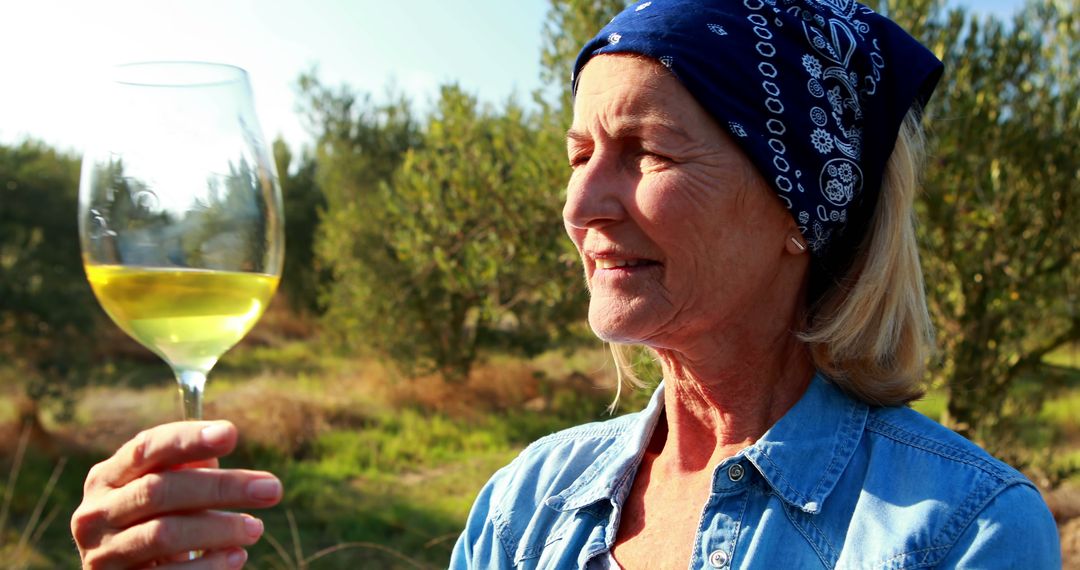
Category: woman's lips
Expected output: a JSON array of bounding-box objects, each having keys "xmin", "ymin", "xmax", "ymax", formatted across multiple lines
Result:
[
  {"xmin": 590, "ymin": 257, "xmax": 662, "ymax": 285},
  {"xmin": 595, "ymin": 258, "xmax": 655, "ymax": 269}
]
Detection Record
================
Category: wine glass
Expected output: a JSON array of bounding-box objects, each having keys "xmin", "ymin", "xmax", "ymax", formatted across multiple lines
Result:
[{"xmin": 79, "ymin": 61, "xmax": 284, "ymax": 421}]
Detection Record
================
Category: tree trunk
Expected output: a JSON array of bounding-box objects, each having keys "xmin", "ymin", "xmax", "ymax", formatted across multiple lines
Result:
[{"xmin": 13, "ymin": 396, "xmax": 54, "ymax": 455}]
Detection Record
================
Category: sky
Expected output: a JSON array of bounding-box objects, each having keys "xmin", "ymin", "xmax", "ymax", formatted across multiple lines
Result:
[{"xmin": 0, "ymin": 0, "xmax": 1026, "ymax": 153}]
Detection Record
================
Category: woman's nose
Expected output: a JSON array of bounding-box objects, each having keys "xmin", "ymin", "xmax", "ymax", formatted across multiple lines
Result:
[{"xmin": 562, "ymin": 155, "xmax": 628, "ymax": 231}]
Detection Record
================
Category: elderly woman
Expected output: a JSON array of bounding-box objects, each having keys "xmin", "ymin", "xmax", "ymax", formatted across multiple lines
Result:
[
  {"xmin": 448, "ymin": 1, "xmax": 1061, "ymax": 568},
  {"xmin": 71, "ymin": 1, "xmax": 1060, "ymax": 568}
]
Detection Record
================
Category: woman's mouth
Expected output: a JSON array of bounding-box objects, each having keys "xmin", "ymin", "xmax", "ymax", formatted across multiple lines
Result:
[
  {"xmin": 595, "ymin": 258, "xmax": 654, "ymax": 269},
  {"xmin": 591, "ymin": 257, "xmax": 661, "ymax": 275}
]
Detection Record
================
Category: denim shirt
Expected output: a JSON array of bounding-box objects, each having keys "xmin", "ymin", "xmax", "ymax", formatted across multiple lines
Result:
[{"xmin": 450, "ymin": 374, "xmax": 1060, "ymax": 569}]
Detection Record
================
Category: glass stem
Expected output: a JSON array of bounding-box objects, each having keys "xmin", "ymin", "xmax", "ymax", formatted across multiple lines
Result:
[{"xmin": 176, "ymin": 369, "xmax": 208, "ymax": 420}]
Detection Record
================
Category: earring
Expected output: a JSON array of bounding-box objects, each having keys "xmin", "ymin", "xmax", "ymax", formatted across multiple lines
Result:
[{"xmin": 788, "ymin": 236, "xmax": 807, "ymax": 253}]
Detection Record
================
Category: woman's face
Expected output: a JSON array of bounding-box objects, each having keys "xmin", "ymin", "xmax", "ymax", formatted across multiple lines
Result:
[{"xmin": 564, "ymin": 55, "xmax": 802, "ymax": 349}]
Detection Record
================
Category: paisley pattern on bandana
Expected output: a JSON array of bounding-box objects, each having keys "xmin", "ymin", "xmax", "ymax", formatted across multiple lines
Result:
[{"xmin": 572, "ymin": 0, "xmax": 942, "ymax": 266}]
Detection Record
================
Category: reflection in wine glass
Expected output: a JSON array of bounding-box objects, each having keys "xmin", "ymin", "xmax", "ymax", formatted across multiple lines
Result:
[{"xmin": 79, "ymin": 62, "xmax": 284, "ymax": 421}]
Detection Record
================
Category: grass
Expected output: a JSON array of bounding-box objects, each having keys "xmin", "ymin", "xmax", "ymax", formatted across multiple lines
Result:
[
  {"xmin": 0, "ymin": 337, "xmax": 1077, "ymax": 567},
  {"xmin": 0, "ymin": 425, "xmax": 75, "ymax": 569},
  {"xmin": 0, "ymin": 339, "xmax": 618, "ymax": 568}
]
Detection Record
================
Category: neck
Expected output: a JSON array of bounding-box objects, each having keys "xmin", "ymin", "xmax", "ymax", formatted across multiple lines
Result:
[{"xmin": 650, "ymin": 324, "xmax": 814, "ymax": 475}]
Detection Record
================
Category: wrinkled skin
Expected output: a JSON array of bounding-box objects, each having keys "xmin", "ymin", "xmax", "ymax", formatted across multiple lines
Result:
[
  {"xmin": 563, "ymin": 55, "xmax": 806, "ymax": 357},
  {"xmin": 564, "ymin": 55, "xmax": 813, "ymax": 569}
]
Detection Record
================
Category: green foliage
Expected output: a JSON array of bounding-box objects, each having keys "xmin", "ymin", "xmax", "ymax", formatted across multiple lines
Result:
[
  {"xmin": 273, "ymin": 138, "xmax": 326, "ymax": 313},
  {"xmin": 540, "ymin": 0, "xmax": 634, "ymax": 120},
  {"xmin": 893, "ymin": 0, "xmax": 1079, "ymax": 451},
  {"xmin": 296, "ymin": 70, "xmax": 422, "ymax": 354},
  {"xmin": 869, "ymin": 0, "xmax": 946, "ymax": 37},
  {"xmin": 0, "ymin": 142, "xmax": 92, "ymax": 333},
  {"xmin": 0, "ymin": 142, "xmax": 98, "ymax": 415},
  {"xmin": 308, "ymin": 75, "xmax": 586, "ymax": 381}
]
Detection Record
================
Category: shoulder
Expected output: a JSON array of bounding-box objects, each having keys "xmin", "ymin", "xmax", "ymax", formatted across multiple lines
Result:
[
  {"xmin": 937, "ymin": 481, "xmax": 1061, "ymax": 567},
  {"xmin": 450, "ymin": 412, "xmax": 642, "ymax": 568},
  {"xmin": 864, "ymin": 405, "xmax": 1027, "ymax": 485},
  {"xmin": 849, "ymin": 406, "xmax": 1059, "ymax": 566},
  {"xmin": 481, "ymin": 411, "xmax": 640, "ymax": 512},
  {"xmin": 520, "ymin": 411, "xmax": 642, "ymax": 460}
]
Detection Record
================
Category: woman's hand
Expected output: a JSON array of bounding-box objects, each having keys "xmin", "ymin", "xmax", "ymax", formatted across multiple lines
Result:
[{"xmin": 71, "ymin": 421, "xmax": 283, "ymax": 569}]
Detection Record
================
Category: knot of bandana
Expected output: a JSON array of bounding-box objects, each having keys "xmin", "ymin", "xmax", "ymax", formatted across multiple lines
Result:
[{"xmin": 572, "ymin": 0, "xmax": 943, "ymax": 272}]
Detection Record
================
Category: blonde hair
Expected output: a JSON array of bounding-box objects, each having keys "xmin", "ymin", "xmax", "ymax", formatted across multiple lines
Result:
[{"xmin": 609, "ymin": 109, "xmax": 934, "ymax": 407}]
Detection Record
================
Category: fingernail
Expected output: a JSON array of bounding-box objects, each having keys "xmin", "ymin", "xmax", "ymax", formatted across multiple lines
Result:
[
  {"xmin": 247, "ymin": 478, "xmax": 282, "ymax": 501},
  {"xmin": 244, "ymin": 516, "xmax": 264, "ymax": 538},
  {"xmin": 227, "ymin": 548, "xmax": 248, "ymax": 568},
  {"xmin": 201, "ymin": 422, "xmax": 231, "ymax": 446}
]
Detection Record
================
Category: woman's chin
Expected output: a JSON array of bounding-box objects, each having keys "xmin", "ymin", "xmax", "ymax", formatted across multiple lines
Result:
[
  {"xmin": 587, "ymin": 308, "xmax": 653, "ymax": 345},
  {"xmin": 590, "ymin": 328, "xmax": 635, "ymax": 344}
]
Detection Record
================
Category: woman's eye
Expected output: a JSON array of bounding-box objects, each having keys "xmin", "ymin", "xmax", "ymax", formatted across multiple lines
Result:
[
  {"xmin": 638, "ymin": 151, "xmax": 670, "ymax": 165},
  {"xmin": 569, "ymin": 154, "xmax": 591, "ymax": 168}
]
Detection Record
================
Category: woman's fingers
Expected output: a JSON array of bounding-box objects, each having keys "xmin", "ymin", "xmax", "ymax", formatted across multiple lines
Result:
[
  {"xmin": 86, "ymin": 421, "xmax": 237, "ymax": 493},
  {"xmin": 170, "ymin": 457, "xmax": 221, "ymax": 471},
  {"xmin": 72, "ymin": 466, "xmax": 280, "ymax": 555},
  {"xmin": 104, "ymin": 469, "xmax": 282, "ymax": 528},
  {"xmin": 72, "ymin": 422, "xmax": 277, "ymax": 569},
  {"xmin": 83, "ymin": 511, "xmax": 262, "ymax": 569}
]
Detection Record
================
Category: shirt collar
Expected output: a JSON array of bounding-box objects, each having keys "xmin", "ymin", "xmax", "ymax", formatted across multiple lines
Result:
[
  {"xmin": 544, "ymin": 382, "xmax": 666, "ymax": 512},
  {"xmin": 546, "ymin": 373, "xmax": 867, "ymax": 516},
  {"xmin": 742, "ymin": 373, "xmax": 868, "ymax": 514}
]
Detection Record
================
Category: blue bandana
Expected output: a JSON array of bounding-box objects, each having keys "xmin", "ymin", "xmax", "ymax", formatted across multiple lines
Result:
[{"xmin": 572, "ymin": 0, "xmax": 943, "ymax": 272}]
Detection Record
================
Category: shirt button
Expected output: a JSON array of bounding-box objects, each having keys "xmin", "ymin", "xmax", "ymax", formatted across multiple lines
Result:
[
  {"xmin": 708, "ymin": 549, "xmax": 729, "ymax": 568},
  {"xmin": 728, "ymin": 463, "xmax": 745, "ymax": 482}
]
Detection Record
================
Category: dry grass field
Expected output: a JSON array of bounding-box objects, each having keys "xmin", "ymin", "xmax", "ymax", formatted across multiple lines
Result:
[{"xmin": 0, "ymin": 316, "xmax": 1076, "ymax": 567}]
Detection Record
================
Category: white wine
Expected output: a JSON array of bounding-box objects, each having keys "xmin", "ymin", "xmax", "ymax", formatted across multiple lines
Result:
[{"xmin": 85, "ymin": 264, "xmax": 279, "ymax": 373}]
